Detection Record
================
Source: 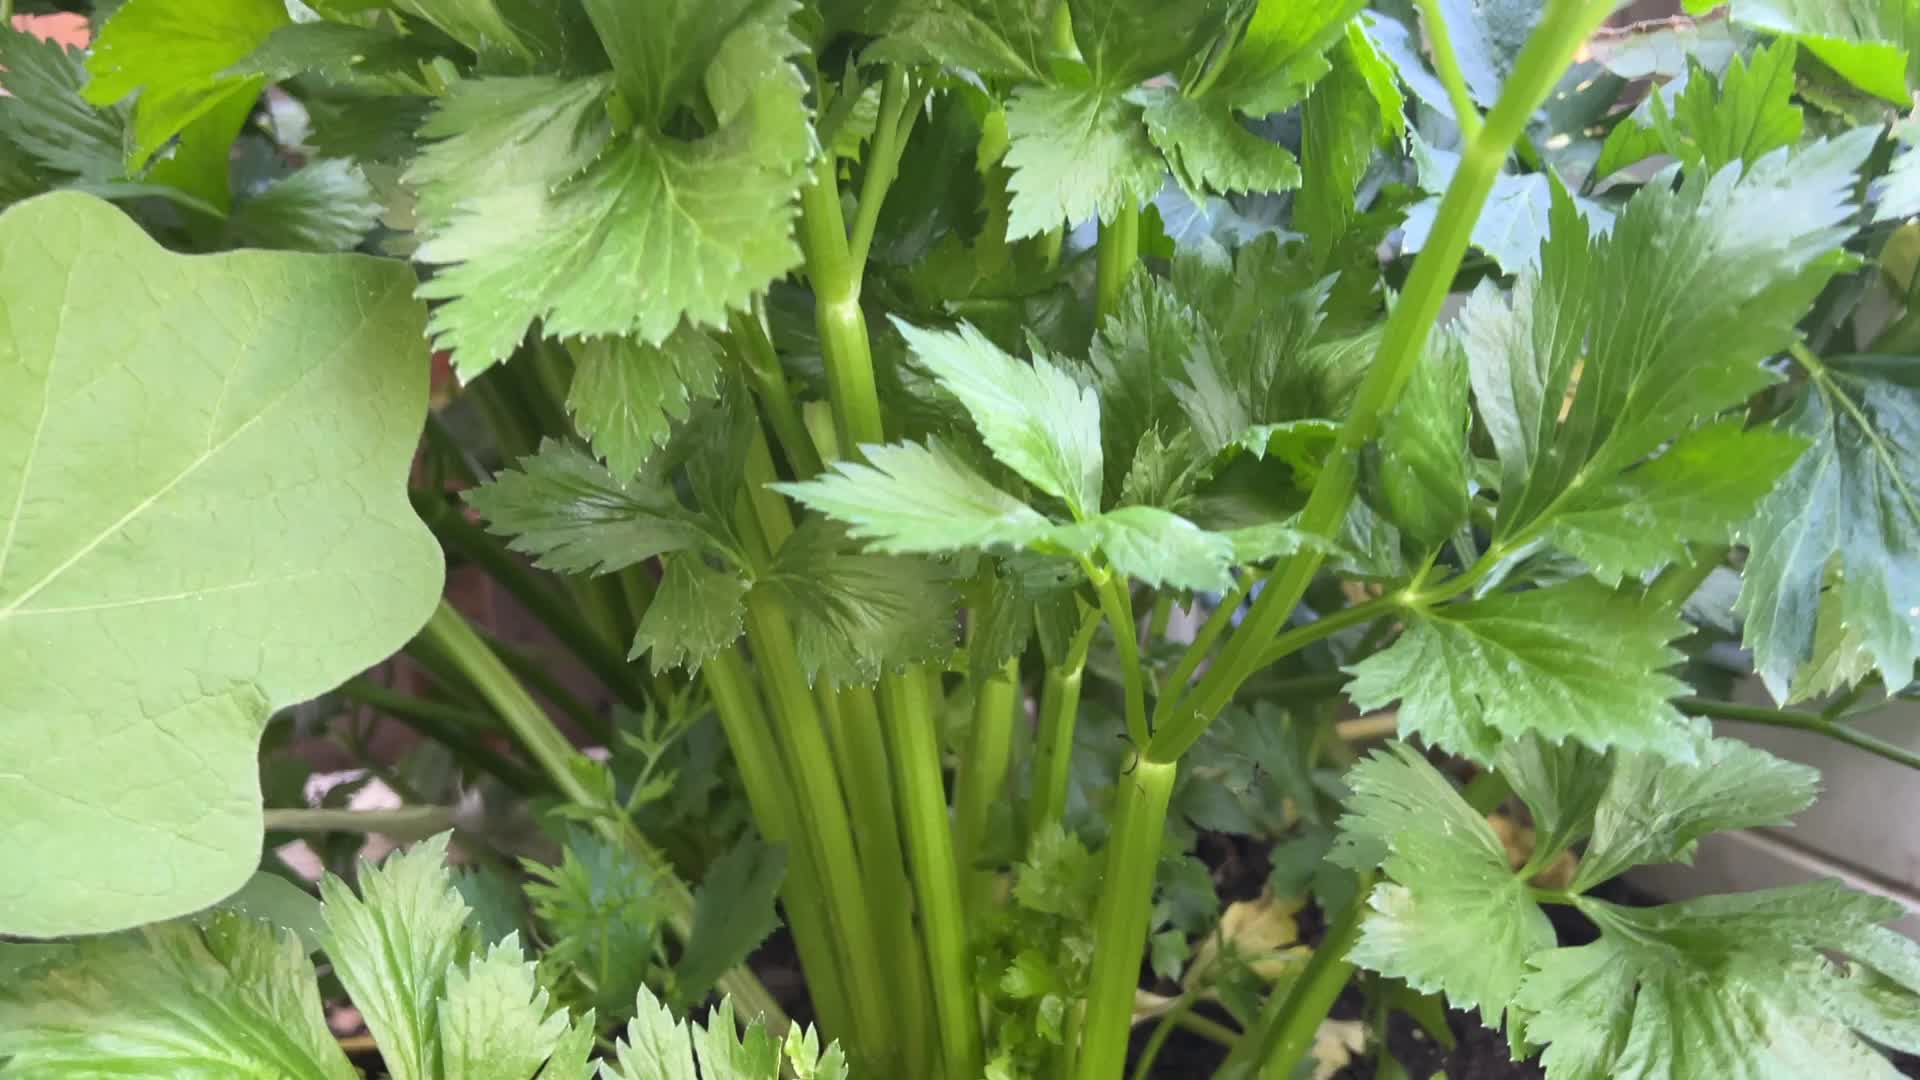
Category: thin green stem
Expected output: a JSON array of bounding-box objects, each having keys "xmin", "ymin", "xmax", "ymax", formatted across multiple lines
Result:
[
  {"xmin": 882, "ymin": 670, "xmax": 986, "ymax": 1080},
  {"xmin": 418, "ymin": 601, "xmax": 786, "ymax": 1026},
  {"xmin": 847, "ymin": 68, "xmax": 919, "ymax": 272},
  {"xmin": 731, "ymin": 307, "xmax": 825, "ymax": 480},
  {"xmin": 1152, "ymin": 574, "xmax": 1252, "ymax": 727},
  {"xmin": 336, "ymin": 677, "xmax": 546, "ymax": 795},
  {"xmin": 1173, "ymin": 1008, "xmax": 1240, "ymax": 1049},
  {"xmin": 1252, "ymin": 593, "xmax": 1405, "ymax": 672},
  {"xmin": 1227, "ymin": 873, "xmax": 1374, "ymax": 1079},
  {"xmin": 1149, "ymin": 0, "xmax": 1617, "ymax": 765},
  {"xmin": 1146, "ymin": 593, "xmax": 1174, "ymax": 646},
  {"xmin": 1031, "ymin": 607, "xmax": 1103, "ymax": 832},
  {"xmin": 1094, "ymin": 201, "xmax": 1140, "ymax": 325},
  {"xmin": 1414, "ymin": 0, "xmax": 1484, "ymax": 141},
  {"xmin": 1073, "ymin": 757, "xmax": 1178, "ymax": 1080},
  {"xmin": 263, "ymin": 806, "xmax": 456, "ymax": 837},
  {"xmin": 1679, "ymin": 697, "xmax": 1920, "ymax": 772},
  {"xmin": 479, "ymin": 632, "xmax": 612, "ymax": 746},
  {"xmin": 1130, "ymin": 991, "xmax": 1199, "ymax": 1080},
  {"xmin": 464, "ymin": 368, "xmax": 540, "ymax": 461},
  {"xmin": 1093, "ymin": 570, "xmax": 1149, "ymax": 747},
  {"xmin": 954, "ymin": 658, "xmax": 1022, "ymax": 917}
]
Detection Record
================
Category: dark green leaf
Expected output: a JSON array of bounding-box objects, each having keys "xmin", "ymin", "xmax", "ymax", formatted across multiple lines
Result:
[
  {"xmin": 228, "ymin": 160, "xmax": 382, "ymax": 252},
  {"xmin": 1138, "ymin": 88, "xmax": 1302, "ymax": 199},
  {"xmin": 463, "ymin": 440, "xmax": 715, "ymax": 575},
  {"xmin": 1741, "ymin": 353, "xmax": 1920, "ymax": 700},
  {"xmin": 0, "ymin": 27, "xmax": 124, "ymax": 185},
  {"xmin": 630, "ymin": 557, "xmax": 750, "ymax": 674},
  {"xmin": 760, "ymin": 521, "xmax": 960, "ymax": 685},
  {"xmin": 566, "ymin": 329, "xmax": 725, "ymax": 480},
  {"xmin": 672, "ymin": 838, "xmax": 787, "ymax": 1005}
]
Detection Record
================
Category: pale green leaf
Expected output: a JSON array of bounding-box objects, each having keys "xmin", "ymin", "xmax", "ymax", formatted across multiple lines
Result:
[
  {"xmin": 1732, "ymin": 0, "xmax": 1917, "ymax": 104},
  {"xmin": 1004, "ymin": 83, "xmax": 1164, "ymax": 239},
  {"xmin": 0, "ymin": 193, "xmax": 441, "ymax": 937},
  {"xmin": 1343, "ymin": 581, "xmax": 1695, "ymax": 761},
  {"xmin": 566, "ymin": 329, "xmax": 724, "ymax": 480},
  {"xmin": 1518, "ymin": 883, "xmax": 1918, "ymax": 1080},
  {"xmin": 439, "ymin": 937, "xmax": 573, "ymax": 1080},
  {"xmin": 776, "ymin": 439, "xmax": 1054, "ymax": 554},
  {"xmin": 320, "ymin": 836, "xmax": 476, "ymax": 1080},
  {"xmin": 463, "ymin": 440, "xmax": 715, "ymax": 576},
  {"xmin": 82, "ymin": 0, "xmax": 286, "ymax": 169},
  {"xmin": 604, "ymin": 989, "xmax": 815, "ymax": 1080},
  {"xmin": 1573, "ymin": 737, "xmax": 1819, "ymax": 890},
  {"xmin": 1331, "ymin": 743, "xmax": 1551, "ymax": 1027},
  {"xmin": 0, "ymin": 914, "xmax": 356, "ymax": 1079},
  {"xmin": 1741, "ymin": 353, "xmax": 1920, "ymax": 700},
  {"xmin": 1052, "ymin": 505, "xmax": 1234, "ymax": 592},
  {"xmin": 228, "ymin": 159, "xmax": 383, "ymax": 253},
  {"xmin": 672, "ymin": 838, "xmax": 786, "ymax": 1005},
  {"xmin": 630, "ymin": 556, "xmax": 749, "ymax": 674},
  {"xmin": 1547, "ymin": 419, "xmax": 1809, "ymax": 585},
  {"xmin": 1138, "ymin": 89, "xmax": 1303, "ymax": 199},
  {"xmin": 897, "ymin": 319, "xmax": 1104, "ymax": 518}
]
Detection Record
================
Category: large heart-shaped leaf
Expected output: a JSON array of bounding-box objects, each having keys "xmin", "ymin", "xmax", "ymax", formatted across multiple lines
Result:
[{"xmin": 0, "ymin": 193, "xmax": 443, "ymax": 936}]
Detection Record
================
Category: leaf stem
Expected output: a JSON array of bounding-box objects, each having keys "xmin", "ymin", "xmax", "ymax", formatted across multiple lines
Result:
[
  {"xmin": 1413, "ymin": 0, "xmax": 1484, "ymax": 141},
  {"xmin": 882, "ymin": 668, "xmax": 986, "ymax": 1080},
  {"xmin": 731, "ymin": 306, "xmax": 825, "ymax": 480},
  {"xmin": 1030, "ymin": 606, "xmax": 1103, "ymax": 832},
  {"xmin": 1252, "ymin": 593, "xmax": 1406, "ymax": 671},
  {"xmin": 1152, "ymin": 573, "xmax": 1252, "ymax": 724},
  {"xmin": 799, "ymin": 154, "xmax": 887, "ymax": 448},
  {"xmin": 1095, "ymin": 200, "xmax": 1140, "ymax": 325},
  {"xmin": 1149, "ymin": 0, "xmax": 1618, "ymax": 765},
  {"xmin": 1129, "ymin": 990, "xmax": 1199, "ymax": 1080},
  {"xmin": 1229, "ymin": 873, "xmax": 1374, "ymax": 1079},
  {"xmin": 1073, "ymin": 756, "xmax": 1179, "ymax": 1080},
  {"xmin": 703, "ymin": 648, "xmax": 856, "ymax": 1040},
  {"xmin": 263, "ymin": 806, "xmax": 457, "ymax": 837},
  {"xmin": 1093, "ymin": 568, "xmax": 1150, "ymax": 747},
  {"xmin": 1678, "ymin": 696, "xmax": 1920, "ymax": 772},
  {"xmin": 335, "ymin": 677, "xmax": 546, "ymax": 795},
  {"xmin": 954, "ymin": 658, "xmax": 1022, "ymax": 917},
  {"xmin": 847, "ymin": 68, "xmax": 920, "ymax": 272}
]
